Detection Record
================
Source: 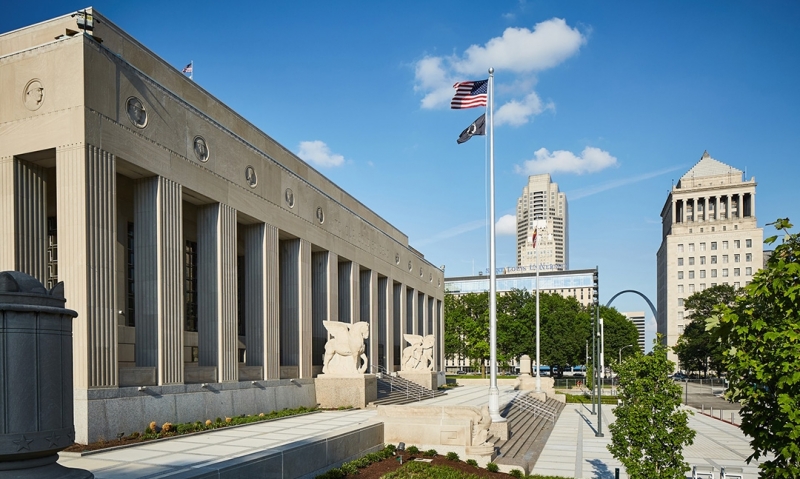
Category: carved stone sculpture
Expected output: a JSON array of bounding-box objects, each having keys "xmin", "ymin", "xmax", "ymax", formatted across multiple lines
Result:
[
  {"xmin": 472, "ymin": 405, "xmax": 493, "ymax": 446},
  {"xmin": 401, "ymin": 334, "xmax": 435, "ymax": 371},
  {"xmin": 322, "ymin": 321, "xmax": 370, "ymax": 375}
]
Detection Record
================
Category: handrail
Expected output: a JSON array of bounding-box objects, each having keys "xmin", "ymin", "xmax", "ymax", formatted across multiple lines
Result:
[
  {"xmin": 511, "ymin": 394, "xmax": 557, "ymax": 423},
  {"xmin": 372, "ymin": 364, "xmax": 436, "ymax": 402}
]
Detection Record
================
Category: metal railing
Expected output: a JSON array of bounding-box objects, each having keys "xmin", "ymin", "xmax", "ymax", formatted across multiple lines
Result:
[
  {"xmin": 372, "ymin": 364, "xmax": 436, "ymax": 402},
  {"xmin": 510, "ymin": 393, "xmax": 557, "ymax": 424}
]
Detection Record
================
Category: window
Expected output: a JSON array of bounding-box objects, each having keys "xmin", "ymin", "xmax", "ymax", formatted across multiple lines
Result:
[
  {"xmin": 734, "ymin": 240, "xmax": 741, "ymax": 248},
  {"xmin": 746, "ymin": 239, "xmax": 752, "ymax": 248},
  {"xmin": 734, "ymin": 268, "xmax": 740, "ymax": 276},
  {"xmin": 723, "ymin": 241, "xmax": 729, "ymax": 249},
  {"xmin": 185, "ymin": 240, "xmax": 199, "ymax": 332},
  {"xmin": 711, "ymin": 255, "xmax": 717, "ymax": 264},
  {"xmin": 678, "ymin": 298, "xmax": 684, "ymax": 307},
  {"xmin": 700, "ymin": 270, "xmax": 706, "ymax": 278},
  {"xmin": 746, "ymin": 267, "xmax": 752, "ymax": 275},
  {"xmin": 689, "ymin": 271, "xmax": 695, "ymax": 279},
  {"xmin": 746, "ymin": 253, "xmax": 752, "ymax": 262},
  {"xmin": 689, "ymin": 243, "xmax": 695, "ymax": 252},
  {"xmin": 723, "ymin": 255, "xmax": 729, "ymax": 263},
  {"xmin": 700, "ymin": 256, "xmax": 706, "ymax": 265},
  {"xmin": 678, "ymin": 285, "xmax": 684, "ymax": 293},
  {"xmin": 700, "ymin": 283, "xmax": 706, "ymax": 290},
  {"xmin": 689, "ymin": 284, "xmax": 695, "ymax": 293},
  {"xmin": 734, "ymin": 282, "xmax": 740, "ymax": 288},
  {"xmin": 700, "ymin": 242, "xmax": 706, "ymax": 251},
  {"xmin": 722, "ymin": 269, "xmax": 729, "ymax": 277},
  {"xmin": 126, "ymin": 222, "xmax": 135, "ymax": 327},
  {"xmin": 678, "ymin": 271, "xmax": 684, "ymax": 280},
  {"xmin": 678, "ymin": 324, "xmax": 685, "ymax": 333},
  {"xmin": 711, "ymin": 242, "xmax": 717, "ymax": 250},
  {"xmin": 711, "ymin": 283, "xmax": 717, "ymax": 287},
  {"xmin": 678, "ymin": 244, "xmax": 684, "ymax": 253},
  {"xmin": 678, "ymin": 311, "xmax": 684, "ymax": 320},
  {"xmin": 734, "ymin": 254, "xmax": 740, "ymax": 263},
  {"xmin": 678, "ymin": 258, "xmax": 684, "ymax": 266},
  {"xmin": 689, "ymin": 257, "xmax": 695, "ymax": 265},
  {"xmin": 711, "ymin": 269, "xmax": 718, "ymax": 278}
]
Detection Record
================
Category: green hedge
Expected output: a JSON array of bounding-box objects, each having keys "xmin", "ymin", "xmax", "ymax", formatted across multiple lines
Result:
[{"xmin": 564, "ymin": 393, "xmax": 618, "ymax": 404}]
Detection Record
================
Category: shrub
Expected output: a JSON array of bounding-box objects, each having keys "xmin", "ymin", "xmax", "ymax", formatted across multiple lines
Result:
[
  {"xmin": 205, "ymin": 419, "xmax": 212, "ymax": 426},
  {"xmin": 225, "ymin": 417, "xmax": 232, "ymax": 424},
  {"xmin": 446, "ymin": 451, "xmax": 460, "ymax": 461},
  {"xmin": 315, "ymin": 467, "xmax": 344, "ymax": 479},
  {"xmin": 339, "ymin": 462, "xmax": 358, "ymax": 475},
  {"xmin": 509, "ymin": 468, "xmax": 523, "ymax": 478},
  {"xmin": 161, "ymin": 422, "xmax": 173, "ymax": 433},
  {"xmin": 466, "ymin": 459, "xmax": 478, "ymax": 467},
  {"xmin": 406, "ymin": 445, "xmax": 419, "ymax": 454},
  {"xmin": 385, "ymin": 443, "xmax": 397, "ymax": 452},
  {"xmin": 423, "ymin": 449, "xmax": 437, "ymax": 457},
  {"xmin": 486, "ymin": 462, "xmax": 499, "ymax": 472}
]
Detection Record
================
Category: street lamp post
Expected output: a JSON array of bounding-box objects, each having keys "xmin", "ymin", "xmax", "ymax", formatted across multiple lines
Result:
[{"xmin": 618, "ymin": 344, "xmax": 634, "ymax": 365}]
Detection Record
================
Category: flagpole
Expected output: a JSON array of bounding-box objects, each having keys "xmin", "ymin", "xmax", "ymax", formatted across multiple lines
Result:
[
  {"xmin": 190, "ymin": 60, "xmax": 193, "ymax": 80},
  {"xmin": 535, "ymin": 231, "xmax": 541, "ymax": 392},
  {"xmin": 487, "ymin": 68, "xmax": 504, "ymax": 423}
]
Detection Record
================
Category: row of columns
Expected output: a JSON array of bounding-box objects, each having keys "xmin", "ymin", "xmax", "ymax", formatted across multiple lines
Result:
[
  {"xmin": 0, "ymin": 145, "xmax": 444, "ymax": 389},
  {"xmin": 673, "ymin": 193, "xmax": 753, "ymax": 224}
]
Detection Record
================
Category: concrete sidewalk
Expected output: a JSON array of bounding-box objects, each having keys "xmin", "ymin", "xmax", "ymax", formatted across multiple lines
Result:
[
  {"xmin": 58, "ymin": 385, "xmax": 763, "ymax": 478},
  {"xmin": 531, "ymin": 403, "xmax": 763, "ymax": 479}
]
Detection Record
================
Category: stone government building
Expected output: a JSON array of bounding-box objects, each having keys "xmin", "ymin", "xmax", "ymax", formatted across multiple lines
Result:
[{"xmin": 0, "ymin": 9, "xmax": 444, "ymax": 443}]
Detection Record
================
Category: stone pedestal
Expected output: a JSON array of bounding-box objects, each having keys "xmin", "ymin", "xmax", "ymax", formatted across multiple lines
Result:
[
  {"xmin": 398, "ymin": 371, "xmax": 438, "ymax": 390},
  {"xmin": 315, "ymin": 375, "xmax": 376, "ymax": 409}
]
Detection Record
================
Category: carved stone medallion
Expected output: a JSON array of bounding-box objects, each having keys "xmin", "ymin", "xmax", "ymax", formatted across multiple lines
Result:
[
  {"xmin": 23, "ymin": 79, "xmax": 45, "ymax": 111},
  {"xmin": 126, "ymin": 96, "xmax": 147, "ymax": 128},
  {"xmin": 395, "ymin": 253, "xmax": 400, "ymax": 265},
  {"xmin": 408, "ymin": 260, "xmax": 412, "ymax": 271},
  {"xmin": 285, "ymin": 188, "xmax": 295, "ymax": 208},
  {"xmin": 193, "ymin": 136, "xmax": 209, "ymax": 162},
  {"xmin": 245, "ymin": 165, "xmax": 257, "ymax": 188},
  {"xmin": 316, "ymin": 207, "xmax": 324, "ymax": 223}
]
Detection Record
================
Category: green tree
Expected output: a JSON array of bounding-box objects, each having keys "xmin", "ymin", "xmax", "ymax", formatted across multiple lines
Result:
[
  {"xmin": 497, "ymin": 289, "xmax": 535, "ymax": 366},
  {"xmin": 713, "ymin": 218, "xmax": 800, "ymax": 478},
  {"xmin": 444, "ymin": 292, "xmax": 490, "ymax": 373},
  {"xmin": 539, "ymin": 293, "xmax": 591, "ymax": 376},
  {"xmin": 674, "ymin": 285, "xmax": 737, "ymax": 376},
  {"xmin": 599, "ymin": 305, "xmax": 641, "ymax": 368},
  {"xmin": 607, "ymin": 340, "xmax": 696, "ymax": 478}
]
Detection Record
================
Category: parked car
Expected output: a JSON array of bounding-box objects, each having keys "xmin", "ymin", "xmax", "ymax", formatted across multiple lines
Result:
[{"xmin": 671, "ymin": 372, "xmax": 689, "ymax": 381}]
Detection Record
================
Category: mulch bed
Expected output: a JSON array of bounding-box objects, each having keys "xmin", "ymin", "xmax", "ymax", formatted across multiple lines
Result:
[{"xmin": 350, "ymin": 454, "xmax": 518, "ymax": 479}]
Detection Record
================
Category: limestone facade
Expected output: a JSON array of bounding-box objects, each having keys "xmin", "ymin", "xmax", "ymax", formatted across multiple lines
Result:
[
  {"xmin": 0, "ymin": 9, "xmax": 444, "ymax": 443},
  {"xmin": 656, "ymin": 152, "xmax": 762, "ymax": 363}
]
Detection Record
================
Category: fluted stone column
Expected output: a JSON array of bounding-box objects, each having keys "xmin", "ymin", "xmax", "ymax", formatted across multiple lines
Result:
[
  {"xmin": 134, "ymin": 176, "xmax": 184, "ymax": 385},
  {"xmin": 244, "ymin": 223, "xmax": 279, "ymax": 379},
  {"xmin": 299, "ymin": 239, "xmax": 312, "ymax": 378},
  {"xmin": 0, "ymin": 157, "xmax": 48, "ymax": 283},
  {"xmin": 197, "ymin": 203, "xmax": 238, "ymax": 383},
  {"xmin": 56, "ymin": 144, "xmax": 117, "ymax": 389}
]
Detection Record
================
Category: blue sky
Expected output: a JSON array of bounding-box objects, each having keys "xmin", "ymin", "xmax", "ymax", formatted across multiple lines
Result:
[{"xmin": 5, "ymin": 2, "xmax": 800, "ymax": 351}]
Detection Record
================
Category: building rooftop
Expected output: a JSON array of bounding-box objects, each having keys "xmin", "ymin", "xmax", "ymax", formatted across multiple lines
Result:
[{"xmin": 680, "ymin": 151, "xmax": 742, "ymax": 181}]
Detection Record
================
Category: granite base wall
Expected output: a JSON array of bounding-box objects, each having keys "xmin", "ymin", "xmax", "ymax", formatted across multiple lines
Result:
[
  {"xmin": 74, "ymin": 379, "xmax": 316, "ymax": 444},
  {"xmin": 154, "ymin": 422, "xmax": 384, "ymax": 479}
]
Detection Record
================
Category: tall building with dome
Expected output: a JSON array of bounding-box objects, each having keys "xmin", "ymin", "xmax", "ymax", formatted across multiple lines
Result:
[{"xmin": 656, "ymin": 151, "xmax": 762, "ymax": 362}]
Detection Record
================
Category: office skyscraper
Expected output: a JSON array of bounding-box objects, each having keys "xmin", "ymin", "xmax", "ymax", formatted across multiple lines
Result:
[{"xmin": 516, "ymin": 174, "xmax": 569, "ymax": 270}]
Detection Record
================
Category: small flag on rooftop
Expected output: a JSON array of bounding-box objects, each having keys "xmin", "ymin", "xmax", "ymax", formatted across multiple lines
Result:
[
  {"xmin": 182, "ymin": 61, "xmax": 193, "ymax": 79},
  {"xmin": 450, "ymin": 79, "xmax": 488, "ymax": 109},
  {"xmin": 457, "ymin": 113, "xmax": 486, "ymax": 144}
]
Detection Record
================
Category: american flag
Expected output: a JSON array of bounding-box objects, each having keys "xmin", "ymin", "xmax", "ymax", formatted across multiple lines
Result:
[
  {"xmin": 531, "ymin": 228, "xmax": 538, "ymax": 248},
  {"xmin": 182, "ymin": 62, "xmax": 193, "ymax": 74},
  {"xmin": 450, "ymin": 79, "xmax": 488, "ymax": 109}
]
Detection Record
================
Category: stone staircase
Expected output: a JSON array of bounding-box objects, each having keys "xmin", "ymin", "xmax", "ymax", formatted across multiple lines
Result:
[
  {"xmin": 494, "ymin": 396, "xmax": 565, "ymax": 472},
  {"xmin": 368, "ymin": 371, "xmax": 446, "ymax": 407}
]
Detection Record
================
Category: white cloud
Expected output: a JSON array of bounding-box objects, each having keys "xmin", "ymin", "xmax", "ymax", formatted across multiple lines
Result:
[
  {"xmin": 453, "ymin": 20, "xmax": 586, "ymax": 75},
  {"xmin": 415, "ymin": 219, "xmax": 485, "ymax": 247},
  {"xmin": 297, "ymin": 140, "xmax": 345, "ymax": 168},
  {"xmin": 515, "ymin": 146, "xmax": 618, "ymax": 176},
  {"xmin": 495, "ymin": 92, "xmax": 554, "ymax": 126},
  {"xmin": 414, "ymin": 18, "xmax": 585, "ymax": 126},
  {"xmin": 495, "ymin": 214, "xmax": 516, "ymax": 235}
]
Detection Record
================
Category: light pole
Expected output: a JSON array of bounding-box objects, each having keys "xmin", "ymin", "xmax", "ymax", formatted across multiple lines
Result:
[{"xmin": 618, "ymin": 344, "xmax": 633, "ymax": 365}]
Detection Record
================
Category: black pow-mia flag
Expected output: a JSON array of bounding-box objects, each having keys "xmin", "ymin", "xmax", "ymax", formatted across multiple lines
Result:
[{"xmin": 457, "ymin": 113, "xmax": 486, "ymax": 144}]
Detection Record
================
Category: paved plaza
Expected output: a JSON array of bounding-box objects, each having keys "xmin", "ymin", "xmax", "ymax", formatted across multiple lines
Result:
[{"xmin": 58, "ymin": 385, "xmax": 763, "ymax": 478}]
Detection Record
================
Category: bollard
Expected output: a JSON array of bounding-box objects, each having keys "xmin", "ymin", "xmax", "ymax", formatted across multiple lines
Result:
[
  {"xmin": 0, "ymin": 271, "xmax": 94, "ymax": 478},
  {"xmin": 710, "ymin": 406, "xmax": 713, "ymax": 417},
  {"xmin": 701, "ymin": 404, "xmax": 704, "ymax": 414},
  {"xmin": 731, "ymin": 412, "xmax": 734, "ymax": 424},
  {"xmin": 615, "ymin": 467, "xmax": 620, "ymax": 479},
  {"xmin": 719, "ymin": 409, "xmax": 723, "ymax": 420}
]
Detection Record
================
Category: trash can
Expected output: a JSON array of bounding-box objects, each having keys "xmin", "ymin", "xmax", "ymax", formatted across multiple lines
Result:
[{"xmin": 0, "ymin": 271, "xmax": 92, "ymax": 478}]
